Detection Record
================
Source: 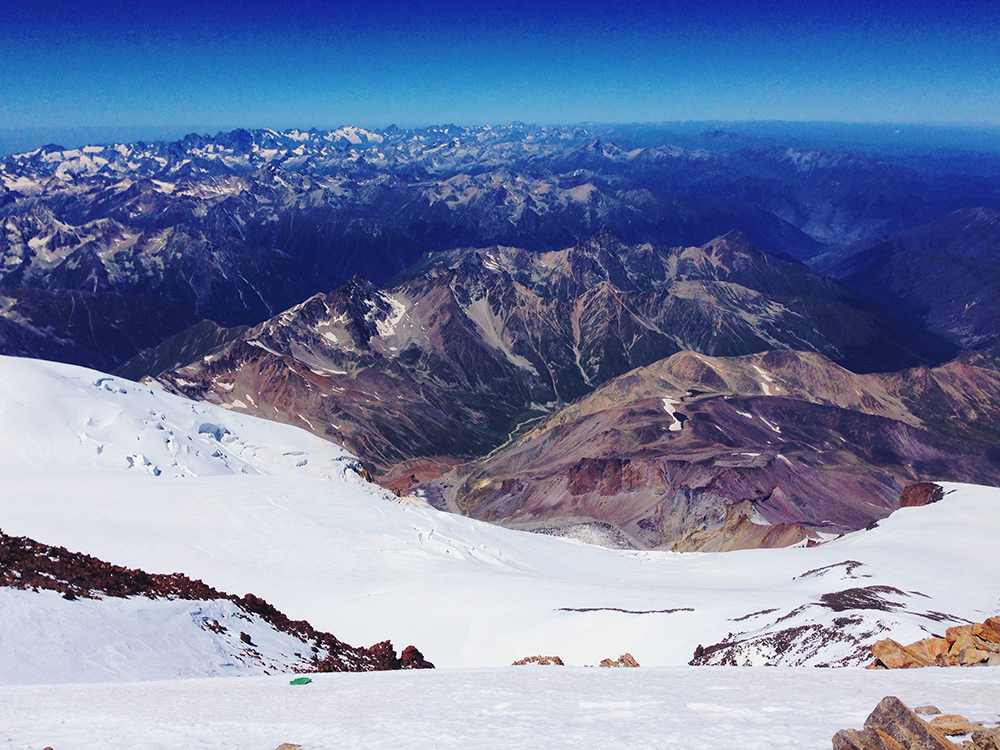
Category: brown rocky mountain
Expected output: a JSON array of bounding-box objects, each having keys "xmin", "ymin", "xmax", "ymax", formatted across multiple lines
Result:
[
  {"xmin": 416, "ymin": 349, "xmax": 1000, "ymax": 551},
  {"xmin": 134, "ymin": 232, "xmax": 955, "ymax": 473},
  {"xmin": 822, "ymin": 207, "xmax": 1000, "ymax": 349}
]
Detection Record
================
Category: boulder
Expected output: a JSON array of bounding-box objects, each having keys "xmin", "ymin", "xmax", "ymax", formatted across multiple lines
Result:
[
  {"xmin": 956, "ymin": 647, "xmax": 991, "ymax": 666},
  {"xmin": 971, "ymin": 728, "xmax": 1000, "ymax": 750},
  {"xmin": 832, "ymin": 696, "xmax": 959, "ymax": 750},
  {"xmin": 914, "ymin": 706, "xmax": 942, "ymax": 716},
  {"xmin": 871, "ymin": 638, "xmax": 932, "ymax": 669},
  {"xmin": 832, "ymin": 728, "xmax": 907, "ymax": 750},
  {"xmin": 599, "ymin": 653, "xmax": 639, "ymax": 668},
  {"xmin": 947, "ymin": 624, "xmax": 999, "ymax": 654},
  {"xmin": 399, "ymin": 645, "xmax": 435, "ymax": 670},
  {"xmin": 906, "ymin": 638, "xmax": 950, "ymax": 666},
  {"xmin": 941, "ymin": 625, "xmax": 995, "ymax": 665},
  {"xmin": 973, "ymin": 617, "xmax": 1000, "ymax": 645},
  {"xmin": 946, "ymin": 625, "xmax": 974, "ymax": 643},
  {"xmin": 930, "ymin": 715, "xmax": 980, "ymax": 736}
]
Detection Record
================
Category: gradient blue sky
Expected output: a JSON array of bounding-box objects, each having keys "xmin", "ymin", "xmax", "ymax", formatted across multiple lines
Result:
[{"xmin": 2, "ymin": 0, "xmax": 998, "ymax": 132}]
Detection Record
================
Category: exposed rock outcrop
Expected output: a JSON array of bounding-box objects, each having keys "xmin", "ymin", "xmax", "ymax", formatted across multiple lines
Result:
[
  {"xmin": 599, "ymin": 653, "xmax": 639, "ymax": 668},
  {"xmin": 512, "ymin": 655, "xmax": 565, "ymax": 666},
  {"xmin": 899, "ymin": 483, "xmax": 945, "ymax": 508},
  {"xmin": 832, "ymin": 696, "xmax": 960, "ymax": 750},
  {"xmin": 399, "ymin": 645, "xmax": 436, "ymax": 670},
  {"xmin": 833, "ymin": 697, "xmax": 1000, "ymax": 750},
  {"xmin": 868, "ymin": 617, "xmax": 1000, "ymax": 669}
]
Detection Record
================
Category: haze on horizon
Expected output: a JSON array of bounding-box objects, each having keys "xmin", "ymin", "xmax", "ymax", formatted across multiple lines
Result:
[{"xmin": 2, "ymin": 0, "xmax": 998, "ymax": 149}]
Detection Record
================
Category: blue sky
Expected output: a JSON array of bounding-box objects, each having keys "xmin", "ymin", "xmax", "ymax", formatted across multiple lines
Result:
[{"xmin": 2, "ymin": 0, "xmax": 998, "ymax": 133}]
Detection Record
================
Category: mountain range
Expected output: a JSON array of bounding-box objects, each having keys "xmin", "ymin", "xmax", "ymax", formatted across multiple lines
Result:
[
  {"xmin": 2, "ymin": 124, "xmax": 997, "ymax": 372},
  {"xmin": 2, "ymin": 124, "xmax": 1000, "ymax": 554},
  {"xmin": 135, "ymin": 231, "xmax": 953, "ymax": 470},
  {"xmin": 822, "ymin": 207, "xmax": 1000, "ymax": 349}
]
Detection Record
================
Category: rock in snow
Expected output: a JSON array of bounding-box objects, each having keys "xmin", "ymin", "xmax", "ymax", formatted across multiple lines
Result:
[
  {"xmin": 832, "ymin": 695, "xmax": 961, "ymax": 750},
  {"xmin": 868, "ymin": 618, "xmax": 1000, "ymax": 669}
]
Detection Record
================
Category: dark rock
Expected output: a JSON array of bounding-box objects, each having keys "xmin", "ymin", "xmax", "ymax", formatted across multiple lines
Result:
[
  {"xmin": 400, "ymin": 645, "xmax": 435, "ymax": 670},
  {"xmin": 899, "ymin": 483, "xmax": 945, "ymax": 508}
]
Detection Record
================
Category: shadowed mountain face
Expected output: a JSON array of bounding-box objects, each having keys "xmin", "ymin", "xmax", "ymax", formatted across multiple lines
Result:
[
  {"xmin": 823, "ymin": 208, "xmax": 1000, "ymax": 349},
  {"xmin": 5, "ymin": 123, "xmax": 994, "ymax": 371},
  {"xmin": 140, "ymin": 232, "xmax": 954, "ymax": 473},
  {"xmin": 419, "ymin": 349, "xmax": 1000, "ymax": 551}
]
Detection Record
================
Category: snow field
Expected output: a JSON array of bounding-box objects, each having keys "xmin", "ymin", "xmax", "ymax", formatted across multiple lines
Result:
[
  {"xmin": 0, "ymin": 355, "xmax": 369, "ymax": 482},
  {"xmin": 4, "ymin": 468, "xmax": 998, "ymax": 671},
  {"xmin": 2, "ymin": 666, "xmax": 999, "ymax": 750}
]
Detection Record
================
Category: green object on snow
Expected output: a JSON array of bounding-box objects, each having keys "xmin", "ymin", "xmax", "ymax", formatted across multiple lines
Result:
[{"xmin": 289, "ymin": 677, "xmax": 312, "ymax": 686}]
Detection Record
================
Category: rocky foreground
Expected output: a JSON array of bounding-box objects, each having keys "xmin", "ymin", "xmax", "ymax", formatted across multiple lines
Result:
[{"xmin": 834, "ymin": 696, "xmax": 1000, "ymax": 750}]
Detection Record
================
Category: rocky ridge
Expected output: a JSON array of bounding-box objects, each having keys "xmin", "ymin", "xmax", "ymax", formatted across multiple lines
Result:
[{"xmin": 141, "ymin": 232, "xmax": 954, "ymax": 475}]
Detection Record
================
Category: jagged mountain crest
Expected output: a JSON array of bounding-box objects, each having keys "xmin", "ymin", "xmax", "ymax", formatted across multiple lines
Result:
[
  {"xmin": 139, "ymin": 232, "xmax": 956, "ymax": 473},
  {"xmin": 9, "ymin": 121, "xmax": 995, "ymax": 374}
]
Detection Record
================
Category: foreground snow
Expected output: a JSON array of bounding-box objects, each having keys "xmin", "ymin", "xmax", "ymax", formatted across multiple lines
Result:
[
  {"xmin": 1, "ymin": 355, "xmax": 999, "ymax": 677},
  {"xmin": 3, "ymin": 666, "xmax": 1000, "ymax": 750}
]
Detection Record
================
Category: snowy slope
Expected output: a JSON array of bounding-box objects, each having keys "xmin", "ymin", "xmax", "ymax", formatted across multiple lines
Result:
[
  {"xmin": 0, "ymin": 588, "xmax": 319, "ymax": 684},
  {"xmin": 1, "ymin": 355, "xmax": 999, "ymax": 678},
  {"xmin": 0, "ymin": 354, "xmax": 373, "ymax": 481}
]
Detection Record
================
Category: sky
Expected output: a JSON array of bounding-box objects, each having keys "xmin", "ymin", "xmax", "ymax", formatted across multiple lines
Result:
[{"xmin": 2, "ymin": 0, "xmax": 998, "ymax": 137}]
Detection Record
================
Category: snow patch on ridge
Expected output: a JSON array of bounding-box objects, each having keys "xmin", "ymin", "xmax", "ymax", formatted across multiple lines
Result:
[
  {"xmin": 661, "ymin": 398, "xmax": 685, "ymax": 431},
  {"xmin": 463, "ymin": 296, "xmax": 539, "ymax": 374}
]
